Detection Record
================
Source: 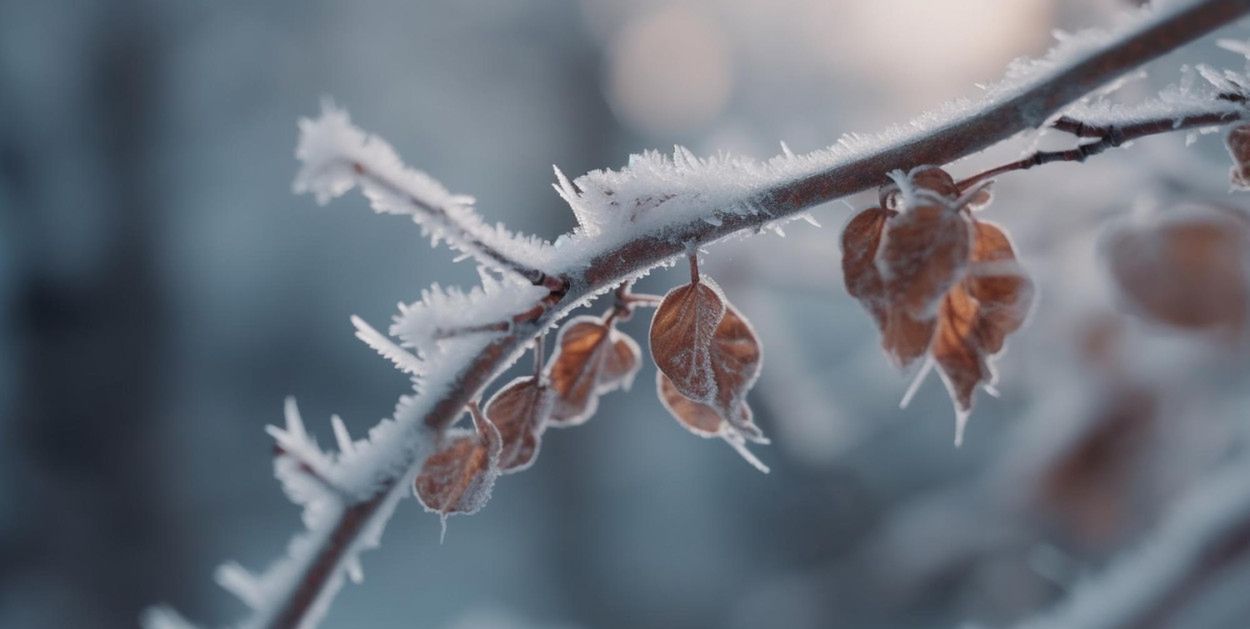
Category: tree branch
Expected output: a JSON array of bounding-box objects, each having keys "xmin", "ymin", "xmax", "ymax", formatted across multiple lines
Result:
[
  {"xmin": 154, "ymin": 2, "xmax": 1250, "ymax": 628},
  {"xmin": 348, "ymin": 160, "xmax": 567, "ymax": 290}
]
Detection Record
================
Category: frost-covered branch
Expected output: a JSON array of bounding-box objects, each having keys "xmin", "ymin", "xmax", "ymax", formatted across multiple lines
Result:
[
  {"xmin": 1016, "ymin": 455, "xmax": 1250, "ymax": 629},
  {"xmin": 293, "ymin": 106, "xmax": 565, "ymax": 290},
  {"xmin": 149, "ymin": 2, "xmax": 1250, "ymax": 628}
]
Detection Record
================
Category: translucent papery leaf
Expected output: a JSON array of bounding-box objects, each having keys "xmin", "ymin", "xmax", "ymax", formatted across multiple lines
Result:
[
  {"xmin": 1227, "ymin": 125, "xmax": 1250, "ymax": 190},
  {"xmin": 413, "ymin": 407, "xmax": 502, "ymax": 526},
  {"xmin": 546, "ymin": 316, "xmax": 642, "ymax": 427},
  {"xmin": 931, "ymin": 219, "xmax": 1034, "ymax": 445},
  {"xmin": 965, "ymin": 220, "xmax": 1035, "ymax": 353},
  {"xmin": 932, "ymin": 285, "xmax": 991, "ymax": 418},
  {"xmin": 656, "ymin": 373, "xmax": 769, "ymax": 473},
  {"xmin": 1103, "ymin": 204, "xmax": 1250, "ymax": 332},
  {"xmin": 883, "ymin": 309, "xmax": 938, "ymax": 368},
  {"xmin": 484, "ymin": 376, "xmax": 553, "ymax": 472},
  {"xmin": 601, "ymin": 335, "xmax": 642, "ymax": 388},
  {"xmin": 879, "ymin": 202, "xmax": 973, "ymax": 322},
  {"xmin": 649, "ymin": 278, "xmax": 728, "ymax": 403},
  {"xmin": 842, "ymin": 206, "xmax": 937, "ymax": 366},
  {"xmin": 708, "ymin": 304, "xmax": 763, "ymax": 429},
  {"xmin": 842, "ymin": 206, "xmax": 896, "ymax": 332}
]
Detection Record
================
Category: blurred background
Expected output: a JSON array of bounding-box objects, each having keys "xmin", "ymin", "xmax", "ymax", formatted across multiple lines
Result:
[{"xmin": 3, "ymin": 1, "xmax": 1250, "ymax": 627}]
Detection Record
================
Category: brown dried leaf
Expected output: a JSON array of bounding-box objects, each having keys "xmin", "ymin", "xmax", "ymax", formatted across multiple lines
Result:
[
  {"xmin": 707, "ymin": 304, "xmax": 764, "ymax": 434},
  {"xmin": 603, "ymin": 335, "xmax": 642, "ymax": 385},
  {"xmin": 880, "ymin": 202, "xmax": 973, "ymax": 321},
  {"xmin": 656, "ymin": 372, "xmax": 769, "ymax": 472},
  {"xmin": 930, "ymin": 219, "xmax": 1033, "ymax": 444},
  {"xmin": 842, "ymin": 205, "xmax": 942, "ymax": 366},
  {"xmin": 413, "ymin": 405, "xmax": 502, "ymax": 526},
  {"xmin": 884, "ymin": 308, "xmax": 938, "ymax": 369},
  {"xmin": 879, "ymin": 165, "xmax": 961, "ymax": 209},
  {"xmin": 649, "ymin": 279, "xmax": 727, "ymax": 402},
  {"xmin": 657, "ymin": 372, "xmax": 722, "ymax": 435},
  {"xmin": 931, "ymin": 285, "xmax": 990, "ymax": 417},
  {"xmin": 909, "ymin": 165, "xmax": 962, "ymax": 201},
  {"xmin": 483, "ymin": 376, "xmax": 552, "ymax": 472},
  {"xmin": 846, "ymin": 174, "xmax": 1032, "ymax": 444},
  {"xmin": 1226, "ymin": 124, "xmax": 1250, "ymax": 189},
  {"xmin": 1104, "ymin": 205, "xmax": 1250, "ymax": 331},
  {"xmin": 965, "ymin": 220, "xmax": 1034, "ymax": 353},
  {"xmin": 842, "ymin": 206, "xmax": 895, "ymax": 331},
  {"xmin": 546, "ymin": 315, "xmax": 641, "ymax": 427}
]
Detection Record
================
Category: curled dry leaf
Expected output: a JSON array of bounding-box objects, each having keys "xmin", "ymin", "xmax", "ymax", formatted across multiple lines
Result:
[
  {"xmin": 546, "ymin": 314, "xmax": 642, "ymax": 427},
  {"xmin": 650, "ymin": 278, "xmax": 767, "ymax": 471},
  {"xmin": 931, "ymin": 285, "xmax": 988, "ymax": 415},
  {"xmin": 842, "ymin": 206, "xmax": 895, "ymax": 331},
  {"xmin": 1103, "ymin": 204, "xmax": 1250, "ymax": 332},
  {"xmin": 414, "ymin": 404, "xmax": 502, "ymax": 531},
  {"xmin": 842, "ymin": 205, "xmax": 939, "ymax": 366},
  {"xmin": 483, "ymin": 376, "xmax": 553, "ymax": 472},
  {"xmin": 931, "ymin": 219, "xmax": 1034, "ymax": 444},
  {"xmin": 649, "ymin": 278, "xmax": 727, "ymax": 402},
  {"xmin": 1226, "ymin": 124, "xmax": 1250, "ymax": 189},
  {"xmin": 842, "ymin": 167, "xmax": 1033, "ymax": 443},
  {"xmin": 657, "ymin": 373, "xmax": 769, "ymax": 473},
  {"xmin": 706, "ymin": 304, "xmax": 764, "ymax": 433},
  {"xmin": 963, "ymin": 221, "xmax": 1034, "ymax": 353},
  {"xmin": 879, "ymin": 199, "xmax": 973, "ymax": 322}
]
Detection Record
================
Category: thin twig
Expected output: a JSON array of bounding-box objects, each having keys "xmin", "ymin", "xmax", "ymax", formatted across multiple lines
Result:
[{"xmin": 957, "ymin": 108, "xmax": 1248, "ymax": 190}]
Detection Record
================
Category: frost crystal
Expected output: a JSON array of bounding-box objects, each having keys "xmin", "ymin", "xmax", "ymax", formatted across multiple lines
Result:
[{"xmin": 294, "ymin": 102, "xmax": 555, "ymax": 275}]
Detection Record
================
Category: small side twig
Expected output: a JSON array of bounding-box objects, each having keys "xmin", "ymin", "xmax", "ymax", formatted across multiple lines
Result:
[{"xmin": 957, "ymin": 108, "xmax": 1248, "ymax": 190}]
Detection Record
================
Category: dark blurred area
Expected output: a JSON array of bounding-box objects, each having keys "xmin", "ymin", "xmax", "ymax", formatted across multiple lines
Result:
[{"xmin": 3, "ymin": 1, "xmax": 1250, "ymax": 628}]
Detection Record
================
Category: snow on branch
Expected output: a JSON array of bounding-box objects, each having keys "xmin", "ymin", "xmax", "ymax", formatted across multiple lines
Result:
[
  {"xmin": 150, "ymin": 2, "xmax": 1250, "ymax": 628},
  {"xmin": 293, "ymin": 103, "xmax": 560, "ymax": 287},
  {"xmin": 1016, "ymin": 455, "xmax": 1250, "ymax": 629},
  {"xmin": 387, "ymin": 275, "xmax": 550, "ymax": 358}
]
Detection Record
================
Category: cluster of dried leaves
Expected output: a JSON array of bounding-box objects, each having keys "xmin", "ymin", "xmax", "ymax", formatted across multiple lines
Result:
[
  {"xmin": 414, "ymin": 309, "xmax": 642, "ymax": 525},
  {"xmin": 842, "ymin": 166, "xmax": 1034, "ymax": 444},
  {"xmin": 415, "ymin": 274, "xmax": 770, "ymax": 524}
]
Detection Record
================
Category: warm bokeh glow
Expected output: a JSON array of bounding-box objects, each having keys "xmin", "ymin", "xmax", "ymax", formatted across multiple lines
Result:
[{"xmin": 606, "ymin": 5, "xmax": 733, "ymax": 137}]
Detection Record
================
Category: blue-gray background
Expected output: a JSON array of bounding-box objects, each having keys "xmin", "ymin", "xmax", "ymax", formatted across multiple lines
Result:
[{"xmin": 4, "ymin": 1, "xmax": 1250, "ymax": 628}]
